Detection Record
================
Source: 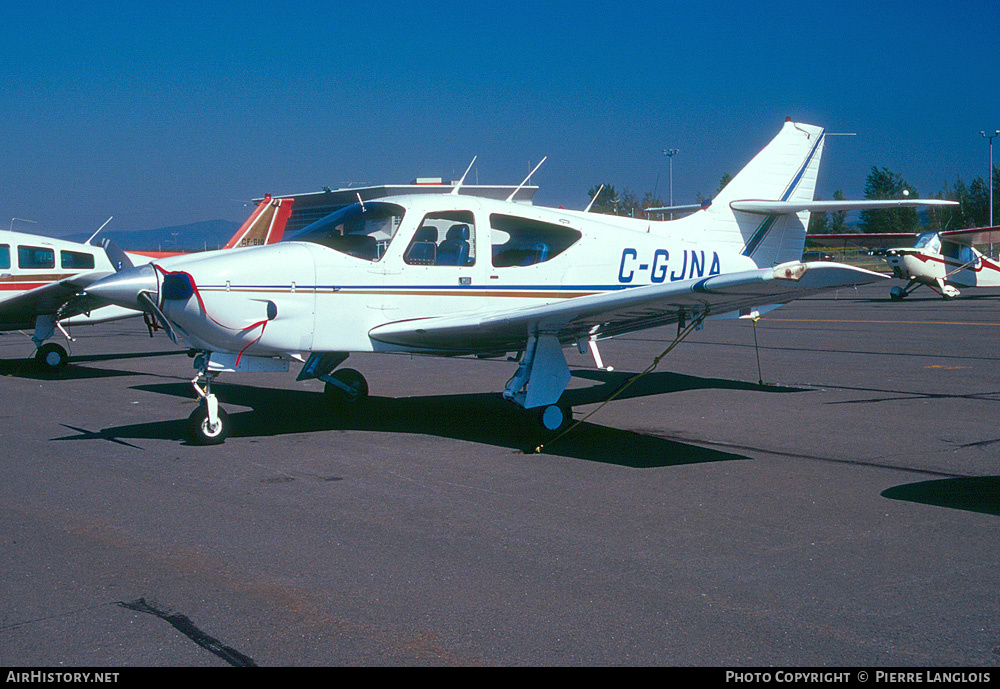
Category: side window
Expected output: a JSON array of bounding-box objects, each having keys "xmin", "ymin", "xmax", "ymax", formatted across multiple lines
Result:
[
  {"xmin": 0, "ymin": 245, "xmax": 9, "ymax": 270},
  {"xmin": 61, "ymin": 250, "xmax": 96, "ymax": 270},
  {"xmin": 18, "ymin": 246, "xmax": 55, "ymax": 269},
  {"xmin": 490, "ymin": 214, "xmax": 581, "ymax": 268},
  {"xmin": 404, "ymin": 211, "xmax": 476, "ymax": 266}
]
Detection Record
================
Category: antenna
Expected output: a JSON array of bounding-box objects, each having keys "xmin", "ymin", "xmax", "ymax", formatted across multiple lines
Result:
[
  {"xmin": 9, "ymin": 218, "xmax": 38, "ymax": 233},
  {"xmin": 506, "ymin": 156, "xmax": 547, "ymax": 202},
  {"xmin": 451, "ymin": 156, "xmax": 478, "ymax": 195},
  {"xmin": 86, "ymin": 216, "xmax": 114, "ymax": 244},
  {"xmin": 356, "ymin": 192, "xmax": 366, "ymax": 212},
  {"xmin": 584, "ymin": 185, "xmax": 604, "ymax": 213}
]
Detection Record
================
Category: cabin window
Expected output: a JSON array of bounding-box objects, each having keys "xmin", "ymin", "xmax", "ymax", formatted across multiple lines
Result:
[
  {"xmin": 0, "ymin": 245, "xmax": 9, "ymax": 270},
  {"xmin": 18, "ymin": 246, "xmax": 55, "ymax": 269},
  {"xmin": 61, "ymin": 250, "xmax": 96, "ymax": 270},
  {"xmin": 293, "ymin": 202, "xmax": 405, "ymax": 261},
  {"xmin": 943, "ymin": 242, "xmax": 974, "ymax": 265},
  {"xmin": 489, "ymin": 214, "xmax": 581, "ymax": 268},
  {"xmin": 404, "ymin": 211, "xmax": 476, "ymax": 266}
]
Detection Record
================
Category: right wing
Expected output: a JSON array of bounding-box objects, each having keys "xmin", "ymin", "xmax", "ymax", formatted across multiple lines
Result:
[{"xmin": 368, "ymin": 261, "xmax": 886, "ymax": 354}]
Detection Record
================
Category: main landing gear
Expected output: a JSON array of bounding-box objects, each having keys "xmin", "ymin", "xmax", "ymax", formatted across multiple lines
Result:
[
  {"xmin": 34, "ymin": 342, "xmax": 68, "ymax": 370},
  {"xmin": 31, "ymin": 314, "xmax": 70, "ymax": 371},
  {"xmin": 536, "ymin": 402, "xmax": 573, "ymax": 433},
  {"xmin": 890, "ymin": 278, "xmax": 960, "ymax": 300},
  {"xmin": 322, "ymin": 368, "xmax": 370, "ymax": 408},
  {"xmin": 503, "ymin": 333, "xmax": 576, "ymax": 434}
]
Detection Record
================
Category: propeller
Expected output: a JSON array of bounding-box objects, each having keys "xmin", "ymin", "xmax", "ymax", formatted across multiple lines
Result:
[{"xmin": 91, "ymin": 237, "xmax": 135, "ymax": 272}]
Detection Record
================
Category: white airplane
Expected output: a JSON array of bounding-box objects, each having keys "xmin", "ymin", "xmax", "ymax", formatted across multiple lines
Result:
[
  {"xmin": 85, "ymin": 119, "xmax": 958, "ymax": 444},
  {"xmin": 1, "ymin": 195, "xmax": 291, "ymax": 368},
  {"xmin": 807, "ymin": 226, "xmax": 1000, "ymax": 299}
]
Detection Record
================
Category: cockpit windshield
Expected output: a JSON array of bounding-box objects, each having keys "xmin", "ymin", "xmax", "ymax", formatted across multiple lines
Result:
[
  {"xmin": 914, "ymin": 232, "xmax": 941, "ymax": 253},
  {"xmin": 293, "ymin": 202, "xmax": 405, "ymax": 261}
]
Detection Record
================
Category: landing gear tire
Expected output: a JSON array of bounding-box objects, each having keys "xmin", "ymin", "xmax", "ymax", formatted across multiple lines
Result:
[
  {"xmin": 537, "ymin": 403, "xmax": 573, "ymax": 433},
  {"xmin": 187, "ymin": 404, "xmax": 229, "ymax": 445},
  {"xmin": 889, "ymin": 286, "xmax": 906, "ymax": 300},
  {"xmin": 34, "ymin": 343, "xmax": 68, "ymax": 370},
  {"xmin": 323, "ymin": 368, "xmax": 369, "ymax": 408}
]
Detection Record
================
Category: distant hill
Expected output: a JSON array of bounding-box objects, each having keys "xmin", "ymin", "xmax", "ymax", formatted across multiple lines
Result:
[{"xmin": 63, "ymin": 219, "xmax": 243, "ymax": 252}]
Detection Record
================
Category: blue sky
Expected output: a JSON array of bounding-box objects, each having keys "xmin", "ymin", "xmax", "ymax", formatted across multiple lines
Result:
[{"xmin": 2, "ymin": 0, "xmax": 998, "ymax": 237}]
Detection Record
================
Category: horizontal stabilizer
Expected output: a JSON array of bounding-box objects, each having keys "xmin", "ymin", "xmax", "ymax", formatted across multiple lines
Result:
[{"xmin": 730, "ymin": 198, "xmax": 959, "ymax": 215}]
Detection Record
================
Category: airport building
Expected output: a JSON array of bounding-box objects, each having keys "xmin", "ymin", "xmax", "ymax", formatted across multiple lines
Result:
[{"xmin": 256, "ymin": 179, "xmax": 538, "ymax": 235}]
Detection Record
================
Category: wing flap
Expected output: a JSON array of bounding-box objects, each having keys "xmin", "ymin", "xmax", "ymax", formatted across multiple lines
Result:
[{"xmin": 368, "ymin": 262, "xmax": 886, "ymax": 353}]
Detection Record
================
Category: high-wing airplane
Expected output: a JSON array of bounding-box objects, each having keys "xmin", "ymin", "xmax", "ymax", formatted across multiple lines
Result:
[
  {"xmin": 807, "ymin": 225, "xmax": 1000, "ymax": 299},
  {"xmin": 86, "ymin": 119, "xmax": 958, "ymax": 444},
  {"xmin": 2, "ymin": 194, "xmax": 291, "ymax": 368}
]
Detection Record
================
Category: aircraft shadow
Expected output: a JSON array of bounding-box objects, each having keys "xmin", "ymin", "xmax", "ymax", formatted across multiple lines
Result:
[
  {"xmin": 565, "ymin": 369, "xmax": 803, "ymax": 406},
  {"xmin": 0, "ymin": 350, "xmax": 185, "ymax": 381},
  {"xmin": 47, "ymin": 370, "xmax": 804, "ymax": 467},
  {"xmin": 881, "ymin": 477, "xmax": 1000, "ymax": 517}
]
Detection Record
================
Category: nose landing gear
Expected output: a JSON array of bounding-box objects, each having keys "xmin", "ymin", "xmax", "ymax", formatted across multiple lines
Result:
[{"xmin": 188, "ymin": 369, "xmax": 228, "ymax": 445}]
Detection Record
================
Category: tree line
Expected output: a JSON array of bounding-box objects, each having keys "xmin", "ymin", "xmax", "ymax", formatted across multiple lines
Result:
[{"xmin": 587, "ymin": 165, "xmax": 1000, "ymax": 233}]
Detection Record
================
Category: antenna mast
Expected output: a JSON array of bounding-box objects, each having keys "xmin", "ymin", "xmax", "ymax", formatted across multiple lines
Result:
[
  {"xmin": 451, "ymin": 156, "xmax": 478, "ymax": 195},
  {"xmin": 506, "ymin": 156, "xmax": 547, "ymax": 202}
]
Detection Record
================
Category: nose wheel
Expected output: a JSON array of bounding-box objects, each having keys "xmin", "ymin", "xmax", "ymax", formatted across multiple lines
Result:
[{"xmin": 187, "ymin": 403, "xmax": 229, "ymax": 445}]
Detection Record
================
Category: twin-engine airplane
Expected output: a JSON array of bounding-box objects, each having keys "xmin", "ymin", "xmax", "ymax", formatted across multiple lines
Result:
[
  {"xmin": 2, "ymin": 195, "xmax": 291, "ymax": 368},
  {"xmin": 86, "ymin": 119, "xmax": 957, "ymax": 444},
  {"xmin": 807, "ymin": 226, "xmax": 1000, "ymax": 299}
]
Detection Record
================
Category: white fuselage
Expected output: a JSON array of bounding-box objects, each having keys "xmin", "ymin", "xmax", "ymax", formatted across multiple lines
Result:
[
  {"xmin": 153, "ymin": 195, "xmax": 759, "ymax": 357},
  {"xmin": 888, "ymin": 246, "xmax": 1000, "ymax": 289}
]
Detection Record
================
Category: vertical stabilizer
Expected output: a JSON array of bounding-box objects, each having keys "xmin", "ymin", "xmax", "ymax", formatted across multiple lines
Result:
[
  {"xmin": 222, "ymin": 195, "xmax": 293, "ymax": 249},
  {"xmin": 698, "ymin": 119, "xmax": 825, "ymax": 267}
]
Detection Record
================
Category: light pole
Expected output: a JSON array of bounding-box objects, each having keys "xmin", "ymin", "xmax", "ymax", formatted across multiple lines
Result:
[
  {"xmin": 982, "ymin": 130, "xmax": 998, "ymax": 228},
  {"xmin": 662, "ymin": 148, "xmax": 678, "ymax": 219}
]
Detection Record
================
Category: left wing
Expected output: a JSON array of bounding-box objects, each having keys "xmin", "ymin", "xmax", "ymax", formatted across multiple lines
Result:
[{"xmin": 368, "ymin": 261, "xmax": 886, "ymax": 354}]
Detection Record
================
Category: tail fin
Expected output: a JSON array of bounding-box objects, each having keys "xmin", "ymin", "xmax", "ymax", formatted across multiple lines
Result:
[
  {"xmin": 222, "ymin": 195, "xmax": 293, "ymax": 250},
  {"xmin": 700, "ymin": 119, "xmax": 825, "ymax": 267}
]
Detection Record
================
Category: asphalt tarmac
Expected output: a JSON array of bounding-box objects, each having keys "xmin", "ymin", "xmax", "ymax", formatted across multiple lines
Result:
[{"xmin": 2, "ymin": 282, "xmax": 999, "ymax": 667}]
